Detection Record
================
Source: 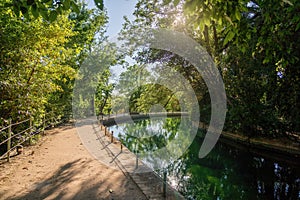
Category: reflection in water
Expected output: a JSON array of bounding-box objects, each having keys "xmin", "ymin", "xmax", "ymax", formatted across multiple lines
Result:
[
  {"xmin": 111, "ymin": 117, "xmax": 197, "ymax": 170},
  {"xmin": 109, "ymin": 118, "xmax": 300, "ymax": 200}
]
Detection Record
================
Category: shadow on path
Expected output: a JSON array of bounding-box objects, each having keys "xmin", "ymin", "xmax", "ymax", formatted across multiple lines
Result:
[{"xmin": 9, "ymin": 158, "xmax": 146, "ymax": 200}]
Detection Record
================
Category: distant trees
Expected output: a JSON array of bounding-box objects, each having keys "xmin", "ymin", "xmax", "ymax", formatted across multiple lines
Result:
[
  {"xmin": 113, "ymin": 64, "xmax": 182, "ymax": 113},
  {"xmin": 95, "ymin": 69, "xmax": 115, "ymax": 115}
]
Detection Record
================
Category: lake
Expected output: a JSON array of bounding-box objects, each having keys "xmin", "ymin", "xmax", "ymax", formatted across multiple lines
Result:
[{"xmin": 109, "ymin": 117, "xmax": 300, "ymax": 200}]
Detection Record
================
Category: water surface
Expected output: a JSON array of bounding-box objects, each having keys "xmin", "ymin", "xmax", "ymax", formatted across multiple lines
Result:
[{"xmin": 109, "ymin": 117, "xmax": 300, "ymax": 200}]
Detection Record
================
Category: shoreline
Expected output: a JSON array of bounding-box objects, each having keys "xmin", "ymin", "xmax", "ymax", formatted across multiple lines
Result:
[
  {"xmin": 99, "ymin": 113, "xmax": 299, "ymax": 159},
  {"xmin": 197, "ymin": 122, "xmax": 300, "ymax": 159},
  {"xmin": 99, "ymin": 112, "xmax": 300, "ymax": 158}
]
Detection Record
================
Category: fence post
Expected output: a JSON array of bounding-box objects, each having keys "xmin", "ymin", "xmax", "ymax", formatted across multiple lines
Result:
[
  {"xmin": 7, "ymin": 119, "xmax": 12, "ymax": 162},
  {"xmin": 51, "ymin": 108, "xmax": 54, "ymax": 127},
  {"xmin": 163, "ymin": 170, "xmax": 167, "ymax": 197},
  {"xmin": 43, "ymin": 115, "xmax": 46, "ymax": 135},
  {"xmin": 29, "ymin": 117, "xmax": 33, "ymax": 145},
  {"xmin": 135, "ymin": 151, "xmax": 138, "ymax": 169}
]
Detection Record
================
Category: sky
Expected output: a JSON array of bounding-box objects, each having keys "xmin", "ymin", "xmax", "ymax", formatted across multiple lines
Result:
[
  {"xmin": 86, "ymin": 0, "xmax": 138, "ymax": 82},
  {"xmin": 87, "ymin": 0, "xmax": 138, "ymax": 37}
]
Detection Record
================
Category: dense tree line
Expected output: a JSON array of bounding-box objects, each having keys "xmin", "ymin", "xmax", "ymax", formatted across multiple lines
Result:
[{"xmin": 0, "ymin": 1, "xmax": 107, "ymax": 127}]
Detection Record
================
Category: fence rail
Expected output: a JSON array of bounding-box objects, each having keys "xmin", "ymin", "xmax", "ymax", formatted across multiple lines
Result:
[{"xmin": 0, "ymin": 114, "xmax": 62, "ymax": 162}]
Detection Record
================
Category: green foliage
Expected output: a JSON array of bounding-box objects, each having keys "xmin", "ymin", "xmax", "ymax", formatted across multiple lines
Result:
[
  {"xmin": 0, "ymin": 9, "xmax": 76, "ymax": 122},
  {"xmin": 218, "ymin": 0, "xmax": 300, "ymax": 135},
  {"xmin": 113, "ymin": 64, "xmax": 150, "ymax": 113},
  {"xmin": 135, "ymin": 84, "xmax": 180, "ymax": 112},
  {"xmin": 48, "ymin": 3, "xmax": 108, "ymax": 119},
  {"xmin": 95, "ymin": 69, "xmax": 115, "ymax": 115},
  {"xmin": 114, "ymin": 64, "xmax": 182, "ymax": 113},
  {"xmin": 0, "ymin": 1, "xmax": 108, "ymax": 125},
  {"xmin": 94, "ymin": 0, "xmax": 103, "ymax": 10},
  {"xmin": 120, "ymin": 0, "xmax": 300, "ymax": 138},
  {"xmin": 1, "ymin": 0, "xmax": 104, "ymax": 22},
  {"xmin": 72, "ymin": 40, "xmax": 117, "ymax": 118}
]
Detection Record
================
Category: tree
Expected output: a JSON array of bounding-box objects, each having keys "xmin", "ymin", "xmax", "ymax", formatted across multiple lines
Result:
[
  {"xmin": 0, "ymin": 1, "xmax": 108, "ymax": 124},
  {"xmin": 122, "ymin": 0, "xmax": 300, "ymax": 138},
  {"xmin": 72, "ymin": 40, "xmax": 117, "ymax": 118},
  {"xmin": 0, "ymin": 9, "xmax": 76, "ymax": 123},
  {"xmin": 113, "ymin": 64, "xmax": 151, "ymax": 113},
  {"xmin": 95, "ymin": 69, "xmax": 115, "ymax": 115},
  {"xmin": 1, "ymin": 0, "xmax": 104, "ymax": 22},
  {"xmin": 47, "ymin": 3, "xmax": 108, "ymax": 119}
]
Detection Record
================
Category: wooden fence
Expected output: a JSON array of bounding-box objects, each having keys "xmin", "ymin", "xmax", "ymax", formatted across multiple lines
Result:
[{"xmin": 0, "ymin": 114, "xmax": 61, "ymax": 162}]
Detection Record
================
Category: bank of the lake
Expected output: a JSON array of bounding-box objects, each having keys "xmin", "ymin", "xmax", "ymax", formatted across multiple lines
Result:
[
  {"xmin": 197, "ymin": 121, "xmax": 300, "ymax": 158},
  {"xmin": 101, "ymin": 113, "xmax": 300, "ymax": 158}
]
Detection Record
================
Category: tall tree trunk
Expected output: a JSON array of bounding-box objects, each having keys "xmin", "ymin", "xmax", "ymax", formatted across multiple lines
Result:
[
  {"xmin": 212, "ymin": 20, "xmax": 218, "ymax": 54},
  {"xmin": 203, "ymin": 25, "xmax": 212, "ymax": 56}
]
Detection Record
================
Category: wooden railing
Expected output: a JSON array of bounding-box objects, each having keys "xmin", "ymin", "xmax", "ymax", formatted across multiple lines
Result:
[{"xmin": 0, "ymin": 114, "xmax": 62, "ymax": 162}]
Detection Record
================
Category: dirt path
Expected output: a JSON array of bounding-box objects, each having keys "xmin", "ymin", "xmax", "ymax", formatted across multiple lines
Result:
[{"xmin": 0, "ymin": 124, "xmax": 147, "ymax": 200}]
